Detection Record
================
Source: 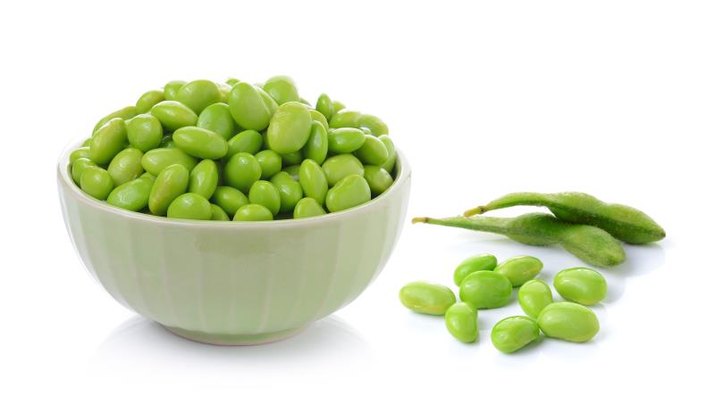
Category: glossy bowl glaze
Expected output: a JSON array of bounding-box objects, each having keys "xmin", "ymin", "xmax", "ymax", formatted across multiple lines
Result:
[{"xmin": 58, "ymin": 143, "xmax": 411, "ymax": 345}]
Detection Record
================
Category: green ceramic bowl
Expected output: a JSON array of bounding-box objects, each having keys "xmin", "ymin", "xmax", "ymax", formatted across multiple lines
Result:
[{"xmin": 58, "ymin": 142, "xmax": 411, "ymax": 345}]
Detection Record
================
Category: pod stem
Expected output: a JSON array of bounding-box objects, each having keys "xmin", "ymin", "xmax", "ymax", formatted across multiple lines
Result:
[
  {"xmin": 412, "ymin": 215, "xmax": 511, "ymax": 236},
  {"xmin": 463, "ymin": 192, "xmax": 551, "ymax": 216}
]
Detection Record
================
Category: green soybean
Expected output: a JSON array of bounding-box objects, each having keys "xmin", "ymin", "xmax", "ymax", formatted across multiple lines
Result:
[
  {"xmin": 173, "ymin": 126, "xmax": 228, "ymax": 159},
  {"xmin": 210, "ymin": 203, "xmax": 230, "ymax": 221},
  {"xmin": 92, "ymin": 106, "xmax": 137, "ymax": 134},
  {"xmin": 354, "ymin": 135, "xmax": 389, "ymax": 165},
  {"xmin": 227, "ymin": 129, "xmax": 263, "ymax": 157},
  {"xmin": 211, "ymin": 186, "xmax": 248, "ymax": 216},
  {"xmin": 89, "ymin": 118, "xmax": 127, "ymax": 165},
  {"xmin": 303, "ymin": 121, "xmax": 329, "ymax": 164},
  {"xmin": 322, "ymin": 154, "xmax": 364, "ymax": 186},
  {"xmin": 283, "ymin": 165, "xmax": 300, "ymax": 181},
  {"xmin": 224, "ymin": 152, "xmax": 261, "ymax": 193},
  {"xmin": 255, "ymin": 150, "xmax": 282, "ymax": 179},
  {"xmin": 263, "ymin": 75, "xmax": 300, "ymax": 105},
  {"xmin": 494, "ymin": 256, "xmax": 543, "ymax": 287},
  {"xmin": 70, "ymin": 147, "xmax": 91, "ymax": 164},
  {"xmin": 107, "ymin": 148, "xmax": 144, "ymax": 186},
  {"xmin": 228, "ymin": 82, "xmax": 276, "ymax": 131},
  {"xmin": 363, "ymin": 165, "xmax": 394, "ymax": 196},
  {"xmin": 453, "ymin": 254, "xmax": 497, "ymax": 286},
  {"xmin": 491, "ymin": 316, "xmax": 540, "ymax": 353},
  {"xmin": 135, "ymin": 89, "xmax": 165, "ymax": 114},
  {"xmin": 80, "ymin": 166, "xmax": 114, "ymax": 200},
  {"xmin": 399, "ymin": 281, "xmax": 456, "ymax": 315},
  {"xmin": 379, "ymin": 135, "xmax": 397, "ymax": 173},
  {"xmin": 107, "ymin": 174, "xmax": 154, "ymax": 212},
  {"xmin": 167, "ymin": 193, "xmax": 212, "ymax": 220},
  {"xmin": 189, "ymin": 159, "xmax": 219, "ymax": 199},
  {"xmin": 271, "ymin": 172, "xmax": 303, "ymax": 213},
  {"xmin": 412, "ymin": 213, "xmax": 626, "ymax": 268},
  {"xmin": 141, "ymin": 148, "xmax": 198, "ymax": 176},
  {"xmin": 197, "ymin": 103, "xmax": 235, "ymax": 140},
  {"xmin": 329, "ymin": 109, "xmax": 362, "ymax": 128},
  {"xmin": 71, "ymin": 158, "xmax": 96, "ymax": 185},
  {"xmin": 293, "ymin": 197, "xmax": 326, "ymax": 219},
  {"xmin": 553, "ymin": 267, "xmax": 607, "ymax": 306},
  {"xmin": 316, "ymin": 93, "xmax": 334, "ymax": 121},
  {"xmin": 175, "ymin": 79, "xmax": 221, "ymax": 114},
  {"xmin": 233, "ymin": 204, "xmax": 273, "ymax": 221},
  {"xmin": 151, "ymin": 101, "xmax": 198, "ymax": 131},
  {"xmin": 459, "ymin": 271, "xmax": 512, "ymax": 309},
  {"xmin": 537, "ymin": 302, "xmax": 600, "ymax": 342},
  {"xmin": 325, "ymin": 174, "xmax": 371, "ymax": 213},
  {"xmin": 445, "ymin": 302, "xmax": 478, "ymax": 343},
  {"xmin": 266, "ymin": 101, "xmax": 312, "ymax": 154},
  {"xmin": 126, "ymin": 114, "xmax": 163, "ymax": 152},
  {"xmin": 464, "ymin": 192, "xmax": 665, "ymax": 244},
  {"xmin": 518, "ymin": 279, "xmax": 553, "ymax": 318},
  {"xmin": 298, "ymin": 159, "xmax": 328, "ymax": 205},
  {"xmin": 248, "ymin": 180, "xmax": 281, "ymax": 216},
  {"xmin": 327, "ymin": 127, "xmax": 365, "ymax": 153},
  {"xmin": 310, "ymin": 109, "xmax": 330, "ymax": 132},
  {"xmin": 332, "ymin": 100, "xmax": 346, "ymax": 113},
  {"xmin": 358, "ymin": 113, "xmax": 389, "ymax": 136},
  {"xmin": 163, "ymin": 80, "xmax": 186, "ymax": 101},
  {"xmin": 148, "ymin": 164, "xmax": 190, "ymax": 216}
]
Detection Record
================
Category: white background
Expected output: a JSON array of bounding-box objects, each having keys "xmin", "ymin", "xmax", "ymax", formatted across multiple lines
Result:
[{"xmin": 1, "ymin": 0, "xmax": 714, "ymax": 401}]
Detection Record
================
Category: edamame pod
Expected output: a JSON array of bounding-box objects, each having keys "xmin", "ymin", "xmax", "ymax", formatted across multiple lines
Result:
[
  {"xmin": 148, "ymin": 164, "xmax": 190, "ymax": 216},
  {"xmin": 399, "ymin": 281, "xmax": 456, "ymax": 315}
]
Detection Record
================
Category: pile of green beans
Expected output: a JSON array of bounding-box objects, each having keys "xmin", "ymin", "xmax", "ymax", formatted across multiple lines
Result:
[
  {"xmin": 69, "ymin": 76, "xmax": 397, "ymax": 221},
  {"xmin": 399, "ymin": 253, "xmax": 605, "ymax": 353}
]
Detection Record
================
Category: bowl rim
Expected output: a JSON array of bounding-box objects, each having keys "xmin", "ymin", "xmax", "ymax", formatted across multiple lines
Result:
[{"xmin": 58, "ymin": 138, "xmax": 411, "ymax": 229}]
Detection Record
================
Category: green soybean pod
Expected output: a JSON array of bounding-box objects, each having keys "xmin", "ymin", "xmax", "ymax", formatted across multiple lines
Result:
[
  {"xmin": 167, "ymin": 193, "xmax": 212, "ymax": 220},
  {"xmin": 362, "ymin": 165, "xmax": 394, "ymax": 196},
  {"xmin": 211, "ymin": 186, "xmax": 248, "ymax": 216},
  {"xmin": 459, "ymin": 271, "xmax": 512, "ymax": 309},
  {"xmin": 141, "ymin": 148, "xmax": 198, "ymax": 176},
  {"xmin": 309, "ymin": 110, "xmax": 330, "ymax": 132},
  {"xmin": 266, "ymin": 101, "xmax": 312, "ymax": 154},
  {"xmin": 228, "ymin": 82, "xmax": 276, "ymax": 131},
  {"xmin": 299, "ymin": 159, "xmax": 328, "ymax": 205},
  {"xmin": 89, "ymin": 118, "xmax": 127, "ymax": 165},
  {"xmin": 379, "ymin": 135, "xmax": 397, "ymax": 173},
  {"xmin": 329, "ymin": 109, "xmax": 362, "ymax": 128},
  {"xmin": 327, "ymin": 127, "xmax": 366, "ymax": 154},
  {"xmin": 210, "ymin": 203, "xmax": 230, "ymax": 221},
  {"xmin": 322, "ymin": 154, "xmax": 365, "ymax": 186},
  {"xmin": 453, "ymin": 254, "xmax": 498, "ymax": 286},
  {"xmin": 553, "ymin": 267, "xmax": 607, "ymax": 306},
  {"xmin": 255, "ymin": 150, "xmax": 282, "ymax": 179},
  {"xmin": 173, "ymin": 126, "xmax": 228, "ymax": 159},
  {"xmin": 126, "ymin": 114, "xmax": 163, "ymax": 152},
  {"xmin": 537, "ymin": 302, "xmax": 600, "ymax": 342},
  {"xmin": 148, "ymin": 164, "xmax": 190, "ymax": 216},
  {"xmin": 518, "ymin": 279, "xmax": 553, "ymax": 318},
  {"xmin": 107, "ymin": 148, "xmax": 144, "ymax": 186},
  {"xmin": 248, "ymin": 180, "xmax": 281, "ymax": 216},
  {"xmin": 150, "ymin": 100, "xmax": 198, "ymax": 131},
  {"xmin": 303, "ymin": 121, "xmax": 329, "ymax": 164},
  {"xmin": 163, "ymin": 80, "xmax": 187, "ymax": 101},
  {"xmin": 92, "ymin": 106, "xmax": 137, "ymax": 134},
  {"xmin": 107, "ymin": 174, "xmax": 154, "ymax": 212},
  {"xmin": 189, "ymin": 159, "xmax": 219, "ymax": 199},
  {"xmin": 135, "ymin": 89, "xmax": 165, "ymax": 114},
  {"xmin": 271, "ymin": 172, "xmax": 304, "ymax": 213},
  {"xmin": 70, "ymin": 147, "xmax": 91, "ymax": 164},
  {"xmin": 491, "ymin": 316, "xmax": 541, "ymax": 353},
  {"xmin": 263, "ymin": 75, "xmax": 300, "ymax": 105},
  {"xmin": 71, "ymin": 158, "xmax": 96, "ymax": 185},
  {"xmin": 354, "ymin": 135, "xmax": 389, "ymax": 166},
  {"xmin": 197, "ymin": 103, "xmax": 235, "ymax": 140},
  {"xmin": 445, "ymin": 302, "xmax": 478, "ymax": 343},
  {"xmin": 80, "ymin": 166, "xmax": 114, "ymax": 200},
  {"xmin": 224, "ymin": 152, "xmax": 261, "ymax": 193},
  {"xmin": 358, "ymin": 113, "xmax": 389, "ymax": 136},
  {"xmin": 325, "ymin": 174, "xmax": 371, "ymax": 213},
  {"xmin": 494, "ymin": 256, "xmax": 544, "ymax": 287},
  {"xmin": 399, "ymin": 281, "xmax": 456, "ymax": 315},
  {"xmin": 233, "ymin": 204, "xmax": 273, "ymax": 221},
  {"xmin": 175, "ymin": 79, "xmax": 222, "ymax": 114},
  {"xmin": 316, "ymin": 93, "xmax": 334, "ymax": 122},
  {"xmin": 293, "ymin": 197, "xmax": 326, "ymax": 219},
  {"xmin": 227, "ymin": 129, "xmax": 263, "ymax": 157}
]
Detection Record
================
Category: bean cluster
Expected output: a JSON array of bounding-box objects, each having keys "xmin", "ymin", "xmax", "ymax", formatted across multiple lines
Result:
[
  {"xmin": 69, "ymin": 76, "xmax": 396, "ymax": 221},
  {"xmin": 399, "ymin": 254, "xmax": 606, "ymax": 353}
]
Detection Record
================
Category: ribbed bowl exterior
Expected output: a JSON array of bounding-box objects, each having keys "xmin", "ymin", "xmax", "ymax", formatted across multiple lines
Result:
[{"xmin": 58, "ymin": 148, "xmax": 410, "ymax": 341}]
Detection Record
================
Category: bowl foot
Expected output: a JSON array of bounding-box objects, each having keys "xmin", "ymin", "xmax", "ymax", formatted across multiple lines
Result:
[{"xmin": 162, "ymin": 324, "xmax": 307, "ymax": 346}]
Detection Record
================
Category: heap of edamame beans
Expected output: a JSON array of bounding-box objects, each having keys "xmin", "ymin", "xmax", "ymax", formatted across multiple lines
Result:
[
  {"xmin": 69, "ymin": 76, "xmax": 397, "ymax": 221},
  {"xmin": 400, "ymin": 254, "xmax": 607, "ymax": 352}
]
